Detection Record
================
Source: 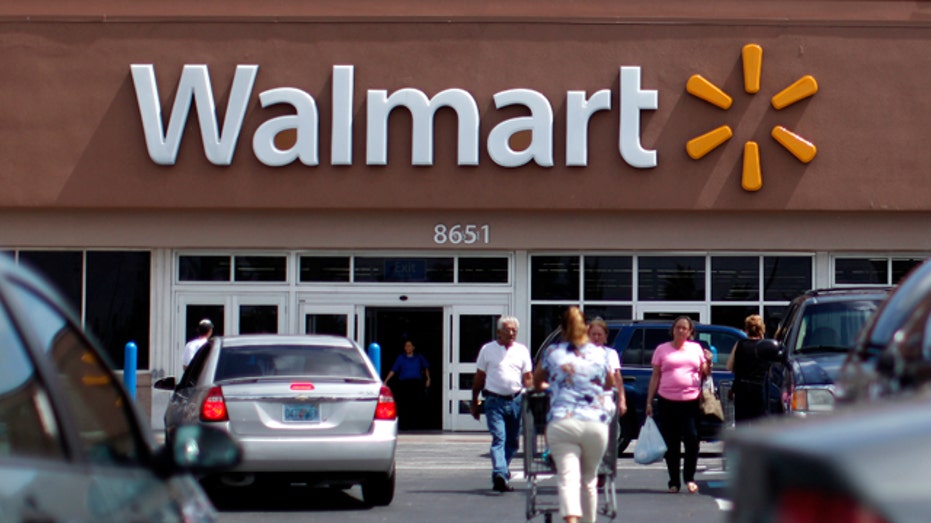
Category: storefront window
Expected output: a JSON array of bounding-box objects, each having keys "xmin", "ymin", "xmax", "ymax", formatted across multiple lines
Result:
[
  {"xmin": 239, "ymin": 304, "xmax": 278, "ymax": 334},
  {"xmin": 638, "ymin": 256, "xmax": 704, "ymax": 301},
  {"xmin": 458, "ymin": 257, "xmax": 509, "ymax": 283},
  {"xmin": 14, "ymin": 250, "xmax": 151, "ymax": 370},
  {"xmin": 529, "ymin": 254, "xmax": 819, "ymax": 344},
  {"xmin": 834, "ymin": 258, "xmax": 887, "ymax": 284},
  {"xmin": 892, "ymin": 258, "xmax": 924, "ymax": 283},
  {"xmin": 763, "ymin": 305, "xmax": 789, "ymax": 338},
  {"xmin": 711, "ymin": 305, "xmax": 760, "ymax": 335},
  {"xmin": 584, "ymin": 256, "xmax": 632, "ymax": 300},
  {"xmin": 305, "ymin": 314, "xmax": 348, "ymax": 336},
  {"xmin": 299, "ymin": 255, "xmax": 507, "ymax": 284},
  {"xmin": 179, "ymin": 255, "xmax": 231, "ymax": 282},
  {"xmin": 458, "ymin": 315, "xmax": 497, "ymax": 365},
  {"xmin": 85, "ymin": 251, "xmax": 151, "ymax": 370},
  {"xmin": 186, "ymin": 305, "xmax": 225, "ymax": 338},
  {"xmin": 711, "ymin": 256, "xmax": 759, "ymax": 301},
  {"xmin": 234, "ymin": 256, "xmax": 286, "ymax": 282},
  {"xmin": 531, "ymin": 256, "xmax": 580, "ymax": 300},
  {"xmin": 530, "ymin": 303, "xmax": 574, "ymax": 354},
  {"xmin": 300, "ymin": 256, "xmax": 350, "ymax": 282},
  {"xmin": 19, "ymin": 251, "xmax": 83, "ymax": 313},
  {"xmin": 582, "ymin": 305, "xmax": 632, "ymax": 323},
  {"xmin": 763, "ymin": 256, "xmax": 812, "ymax": 301},
  {"xmin": 834, "ymin": 256, "xmax": 924, "ymax": 285},
  {"xmin": 354, "ymin": 257, "xmax": 454, "ymax": 283}
]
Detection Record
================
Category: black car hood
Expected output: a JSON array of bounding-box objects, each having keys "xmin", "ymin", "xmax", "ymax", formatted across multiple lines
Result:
[{"xmin": 793, "ymin": 352, "xmax": 846, "ymax": 385}]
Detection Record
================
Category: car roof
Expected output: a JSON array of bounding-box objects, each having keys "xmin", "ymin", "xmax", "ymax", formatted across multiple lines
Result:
[
  {"xmin": 795, "ymin": 286, "xmax": 893, "ymax": 303},
  {"xmin": 214, "ymin": 334, "xmax": 358, "ymax": 349}
]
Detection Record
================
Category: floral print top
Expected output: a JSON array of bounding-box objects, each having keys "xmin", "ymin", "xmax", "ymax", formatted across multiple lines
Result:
[{"xmin": 542, "ymin": 341, "xmax": 613, "ymax": 423}]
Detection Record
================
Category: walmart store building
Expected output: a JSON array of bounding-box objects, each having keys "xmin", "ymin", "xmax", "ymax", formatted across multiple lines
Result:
[{"xmin": 2, "ymin": 0, "xmax": 930, "ymax": 430}]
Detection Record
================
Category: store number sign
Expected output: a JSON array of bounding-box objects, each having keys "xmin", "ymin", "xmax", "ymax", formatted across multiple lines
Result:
[{"xmin": 433, "ymin": 224, "xmax": 490, "ymax": 245}]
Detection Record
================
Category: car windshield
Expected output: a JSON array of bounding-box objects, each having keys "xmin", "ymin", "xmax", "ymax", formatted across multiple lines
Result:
[
  {"xmin": 215, "ymin": 344, "xmax": 374, "ymax": 381},
  {"xmin": 795, "ymin": 300, "xmax": 882, "ymax": 354}
]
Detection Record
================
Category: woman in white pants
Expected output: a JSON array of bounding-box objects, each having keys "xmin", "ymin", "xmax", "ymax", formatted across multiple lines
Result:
[{"xmin": 534, "ymin": 307, "xmax": 615, "ymax": 523}]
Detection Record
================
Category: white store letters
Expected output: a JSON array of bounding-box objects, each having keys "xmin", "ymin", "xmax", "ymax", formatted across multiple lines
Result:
[{"xmin": 131, "ymin": 64, "xmax": 658, "ymax": 169}]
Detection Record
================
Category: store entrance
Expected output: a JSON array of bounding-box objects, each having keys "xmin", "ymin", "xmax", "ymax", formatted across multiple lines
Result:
[{"xmin": 365, "ymin": 307, "xmax": 443, "ymax": 432}]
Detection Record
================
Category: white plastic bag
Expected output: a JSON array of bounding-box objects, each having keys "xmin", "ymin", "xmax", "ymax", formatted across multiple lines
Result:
[{"xmin": 633, "ymin": 417, "xmax": 668, "ymax": 465}]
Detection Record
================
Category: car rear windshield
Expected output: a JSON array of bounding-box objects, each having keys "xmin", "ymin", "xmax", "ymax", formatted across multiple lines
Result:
[
  {"xmin": 795, "ymin": 300, "xmax": 882, "ymax": 353},
  {"xmin": 215, "ymin": 344, "xmax": 373, "ymax": 381}
]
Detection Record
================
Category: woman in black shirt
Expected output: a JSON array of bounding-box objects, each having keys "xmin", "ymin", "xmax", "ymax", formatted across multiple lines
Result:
[{"xmin": 726, "ymin": 315, "xmax": 769, "ymax": 422}]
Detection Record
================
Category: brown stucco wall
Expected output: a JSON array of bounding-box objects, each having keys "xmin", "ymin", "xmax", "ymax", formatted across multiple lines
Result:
[{"xmin": 1, "ymin": 0, "xmax": 930, "ymax": 212}]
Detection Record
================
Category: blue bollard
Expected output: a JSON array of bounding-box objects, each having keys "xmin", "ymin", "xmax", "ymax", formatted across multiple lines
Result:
[
  {"xmin": 124, "ymin": 341, "xmax": 137, "ymax": 400},
  {"xmin": 367, "ymin": 342, "xmax": 381, "ymax": 377}
]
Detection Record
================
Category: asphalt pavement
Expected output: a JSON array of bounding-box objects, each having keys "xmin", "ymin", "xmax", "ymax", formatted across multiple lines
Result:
[
  {"xmin": 212, "ymin": 431, "xmax": 731, "ymax": 523},
  {"xmin": 395, "ymin": 432, "xmax": 731, "ymax": 512}
]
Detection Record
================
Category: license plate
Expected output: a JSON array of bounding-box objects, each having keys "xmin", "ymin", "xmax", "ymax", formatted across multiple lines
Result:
[{"xmin": 283, "ymin": 403, "xmax": 320, "ymax": 422}]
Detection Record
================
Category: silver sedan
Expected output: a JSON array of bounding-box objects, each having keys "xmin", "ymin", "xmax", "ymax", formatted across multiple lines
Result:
[{"xmin": 155, "ymin": 334, "xmax": 398, "ymax": 506}]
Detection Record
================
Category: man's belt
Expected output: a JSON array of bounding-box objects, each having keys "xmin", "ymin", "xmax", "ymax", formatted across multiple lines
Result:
[{"xmin": 483, "ymin": 389, "xmax": 520, "ymax": 400}]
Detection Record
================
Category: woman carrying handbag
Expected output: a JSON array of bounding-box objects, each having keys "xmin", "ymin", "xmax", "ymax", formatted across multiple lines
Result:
[{"xmin": 645, "ymin": 316, "xmax": 713, "ymax": 494}]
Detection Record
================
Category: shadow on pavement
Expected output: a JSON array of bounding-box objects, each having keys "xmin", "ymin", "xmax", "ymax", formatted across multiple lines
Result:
[{"xmin": 211, "ymin": 485, "xmax": 374, "ymax": 512}]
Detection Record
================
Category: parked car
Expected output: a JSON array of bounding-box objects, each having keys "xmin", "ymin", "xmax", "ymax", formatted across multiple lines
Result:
[
  {"xmin": 757, "ymin": 287, "xmax": 891, "ymax": 416},
  {"xmin": 725, "ymin": 393, "xmax": 931, "ymax": 523},
  {"xmin": 0, "ymin": 255, "xmax": 241, "ymax": 522},
  {"xmin": 537, "ymin": 319, "xmax": 747, "ymax": 452},
  {"xmin": 837, "ymin": 257, "xmax": 931, "ymax": 403},
  {"xmin": 154, "ymin": 334, "xmax": 399, "ymax": 506}
]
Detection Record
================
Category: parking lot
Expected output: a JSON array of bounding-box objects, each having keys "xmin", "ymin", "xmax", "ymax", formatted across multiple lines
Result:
[{"xmin": 215, "ymin": 432, "xmax": 730, "ymax": 523}]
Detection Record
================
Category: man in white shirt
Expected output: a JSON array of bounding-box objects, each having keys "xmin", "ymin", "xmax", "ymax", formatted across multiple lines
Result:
[
  {"xmin": 182, "ymin": 318, "xmax": 213, "ymax": 370},
  {"xmin": 470, "ymin": 316, "xmax": 533, "ymax": 492}
]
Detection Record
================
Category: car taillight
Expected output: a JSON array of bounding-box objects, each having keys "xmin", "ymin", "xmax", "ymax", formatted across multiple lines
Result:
[
  {"xmin": 775, "ymin": 489, "xmax": 887, "ymax": 523},
  {"xmin": 375, "ymin": 385, "xmax": 397, "ymax": 420},
  {"xmin": 200, "ymin": 386, "xmax": 229, "ymax": 422}
]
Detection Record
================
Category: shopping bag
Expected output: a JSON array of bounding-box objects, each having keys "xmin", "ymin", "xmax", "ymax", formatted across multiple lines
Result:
[
  {"xmin": 700, "ymin": 378, "xmax": 725, "ymax": 421},
  {"xmin": 633, "ymin": 417, "xmax": 667, "ymax": 465}
]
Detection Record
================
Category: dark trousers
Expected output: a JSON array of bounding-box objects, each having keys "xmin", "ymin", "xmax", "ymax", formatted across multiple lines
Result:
[
  {"xmin": 394, "ymin": 379, "xmax": 426, "ymax": 430},
  {"xmin": 732, "ymin": 381, "xmax": 766, "ymax": 422},
  {"xmin": 654, "ymin": 396, "xmax": 701, "ymax": 489}
]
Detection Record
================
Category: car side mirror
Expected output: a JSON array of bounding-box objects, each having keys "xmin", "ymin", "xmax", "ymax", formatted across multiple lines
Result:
[
  {"xmin": 755, "ymin": 339, "xmax": 786, "ymax": 363},
  {"xmin": 165, "ymin": 425, "xmax": 242, "ymax": 475},
  {"xmin": 153, "ymin": 377, "xmax": 177, "ymax": 391}
]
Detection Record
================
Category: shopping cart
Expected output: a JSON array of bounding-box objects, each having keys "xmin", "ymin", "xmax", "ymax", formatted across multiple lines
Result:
[{"xmin": 522, "ymin": 389, "xmax": 619, "ymax": 523}]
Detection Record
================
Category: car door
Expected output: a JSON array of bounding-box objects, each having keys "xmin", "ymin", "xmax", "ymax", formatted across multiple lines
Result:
[
  {"xmin": 0, "ymin": 290, "xmax": 87, "ymax": 522},
  {"xmin": 2, "ymin": 277, "xmax": 191, "ymax": 522},
  {"xmin": 163, "ymin": 339, "xmax": 216, "ymax": 435},
  {"xmin": 766, "ymin": 299, "xmax": 803, "ymax": 413}
]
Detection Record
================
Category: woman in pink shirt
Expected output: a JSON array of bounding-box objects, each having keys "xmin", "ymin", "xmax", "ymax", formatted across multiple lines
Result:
[{"xmin": 645, "ymin": 316, "xmax": 712, "ymax": 494}]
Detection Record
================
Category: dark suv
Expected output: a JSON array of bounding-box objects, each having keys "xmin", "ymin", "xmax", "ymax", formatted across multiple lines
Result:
[
  {"xmin": 759, "ymin": 287, "xmax": 891, "ymax": 416},
  {"xmin": 538, "ymin": 320, "xmax": 747, "ymax": 452}
]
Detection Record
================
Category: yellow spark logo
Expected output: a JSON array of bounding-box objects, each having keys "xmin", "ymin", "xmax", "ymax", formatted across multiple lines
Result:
[{"xmin": 686, "ymin": 44, "xmax": 818, "ymax": 192}]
